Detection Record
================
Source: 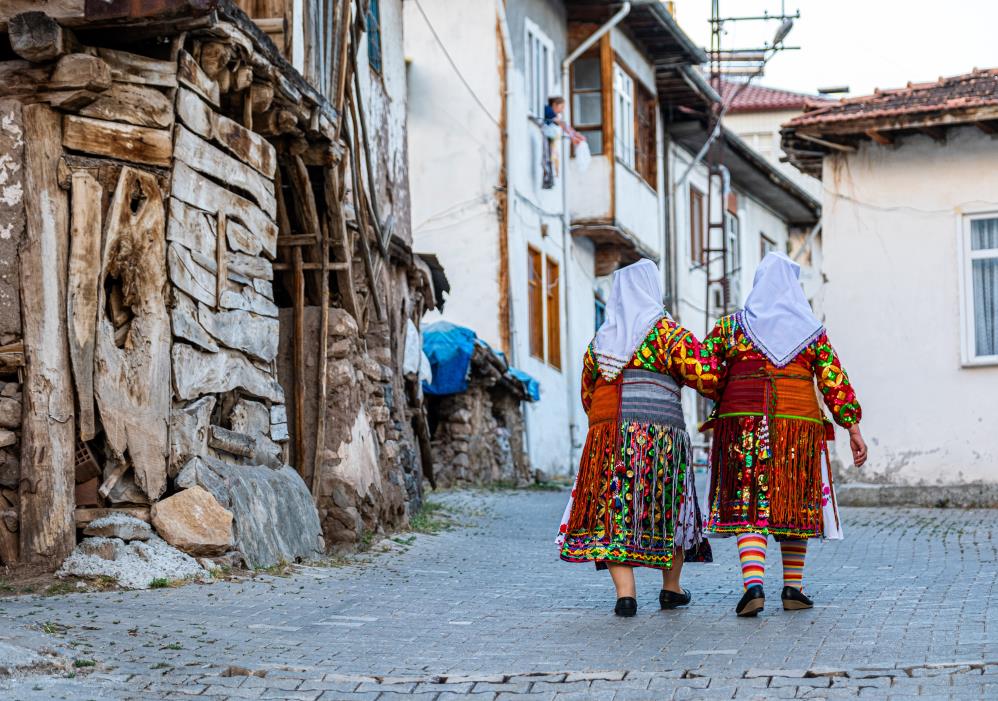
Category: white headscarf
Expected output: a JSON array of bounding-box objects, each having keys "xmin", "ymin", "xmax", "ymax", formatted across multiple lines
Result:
[
  {"xmin": 592, "ymin": 259, "xmax": 665, "ymax": 381},
  {"xmin": 739, "ymin": 252, "xmax": 824, "ymax": 367}
]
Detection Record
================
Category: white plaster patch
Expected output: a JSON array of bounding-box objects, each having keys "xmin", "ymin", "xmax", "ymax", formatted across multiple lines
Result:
[
  {"xmin": 332, "ymin": 408, "xmax": 383, "ymax": 497},
  {"xmin": 1, "ymin": 113, "xmax": 23, "ymax": 143},
  {"xmin": 1, "ymin": 183, "xmax": 22, "ymax": 207},
  {"xmin": 0, "ymin": 223, "xmax": 12, "ymax": 240}
]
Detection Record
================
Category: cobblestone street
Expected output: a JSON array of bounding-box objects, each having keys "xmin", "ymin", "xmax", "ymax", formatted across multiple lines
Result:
[{"xmin": 1, "ymin": 487, "xmax": 996, "ymax": 700}]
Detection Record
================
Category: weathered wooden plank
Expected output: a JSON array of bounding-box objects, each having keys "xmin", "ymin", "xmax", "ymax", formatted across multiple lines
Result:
[
  {"xmin": 9, "ymin": 11, "xmax": 78, "ymax": 62},
  {"xmin": 0, "ymin": 54, "xmax": 110, "ymax": 97},
  {"xmin": 227, "ymin": 250, "xmax": 273, "ymax": 280},
  {"xmin": 0, "ymin": 1, "xmax": 85, "ymax": 31},
  {"xmin": 67, "ymin": 171, "xmax": 102, "ymax": 441},
  {"xmin": 172, "ymin": 343, "xmax": 285, "ymax": 402},
  {"xmin": 18, "ymin": 104, "xmax": 75, "ymax": 567},
  {"xmin": 173, "ymin": 124, "xmax": 276, "ymax": 217},
  {"xmin": 0, "ymin": 100, "xmax": 25, "ymax": 338},
  {"xmin": 166, "ymin": 197, "xmax": 215, "ymax": 253},
  {"xmin": 97, "ymin": 47, "xmax": 177, "ymax": 88},
  {"xmin": 197, "ymin": 303, "xmax": 278, "ymax": 362},
  {"xmin": 74, "ymin": 506, "xmax": 150, "ymax": 527},
  {"xmin": 168, "ymin": 396, "xmax": 214, "ymax": 477},
  {"xmin": 175, "ymin": 87, "xmax": 276, "ymax": 178},
  {"xmin": 78, "ymin": 83, "xmax": 173, "ymax": 129},
  {"xmin": 226, "ymin": 218, "xmax": 262, "ymax": 256},
  {"xmin": 219, "ymin": 280, "xmax": 278, "ymax": 317},
  {"xmin": 208, "ymin": 425, "xmax": 255, "ymax": 458},
  {"xmin": 63, "ymin": 115, "xmax": 171, "ymax": 167},
  {"xmin": 170, "ymin": 161, "xmax": 277, "ymax": 258},
  {"xmin": 94, "ymin": 167, "xmax": 170, "ymax": 502},
  {"xmin": 177, "ymin": 50, "xmax": 219, "ymax": 107},
  {"xmin": 168, "ymin": 241, "xmax": 216, "ymax": 307},
  {"xmin": 171, "ymin": 289, "xmax": 218, "ymax": 353}
]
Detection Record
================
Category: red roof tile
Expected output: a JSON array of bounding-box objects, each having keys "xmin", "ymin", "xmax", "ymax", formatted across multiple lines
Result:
[
  {"xmin": 785, "ymin": 68, "xmax": 998, "ymax": 129},
  {"xmin": 720, "ymin": 80, "xmax": 831, "ymax": 114}
]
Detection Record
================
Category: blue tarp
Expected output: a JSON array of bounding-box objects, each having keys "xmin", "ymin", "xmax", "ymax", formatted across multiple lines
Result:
[
  {"xmin": 421, "ymin": 321, "xmax": 539, "ymax": 400},
  {"xmin": 422, "ymin": 321, "xmax": 477, "ymax": 396},
  {"xmin": 508, "ymin": 367, "xmax": 540, "ymax": 402}
]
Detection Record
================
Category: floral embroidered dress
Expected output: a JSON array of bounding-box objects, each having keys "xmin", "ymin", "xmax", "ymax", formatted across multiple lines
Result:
[
  {"xmin": 703, "ymin": 313, "xmax": 861, "ymax": 540},
  {"xmin": 559, "ymin": 316, "xmax": 719, "ymax": 570}
]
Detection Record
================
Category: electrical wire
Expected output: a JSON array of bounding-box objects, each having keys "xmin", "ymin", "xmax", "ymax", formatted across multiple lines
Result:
[
  {"xmin": 822, "ymin": 188, "xmax": 998, "ymax": 216},
  {"xmin": 413, "ymin": 0, "xmax": 500, "ymax": 126}
]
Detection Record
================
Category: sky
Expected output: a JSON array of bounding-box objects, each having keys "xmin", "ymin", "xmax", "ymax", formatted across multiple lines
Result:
[{"xmin": 671, "ymin": 0, "xmax": 998, "ymax": 98}]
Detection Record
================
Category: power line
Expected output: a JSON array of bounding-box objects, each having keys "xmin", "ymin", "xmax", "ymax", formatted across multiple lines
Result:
[{"xmin": 413, "ymin": 0, "xmax": 500, "ymax": 127}]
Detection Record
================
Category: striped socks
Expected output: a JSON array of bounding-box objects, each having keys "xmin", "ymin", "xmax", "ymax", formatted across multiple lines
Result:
[
  {"xmin": 736, "ymin": 533, "xmax": 767, "ymax": 590},
  {"xmin": 780, "ymin": 539, "xmax": 808, "ymax": 590}
]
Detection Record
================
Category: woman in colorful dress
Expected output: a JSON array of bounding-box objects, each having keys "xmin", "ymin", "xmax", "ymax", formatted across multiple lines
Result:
[
  {"xmin": 558, "ymin": 259, "xmax": 719, "ymax": 617},
  {"xmin": 703, "ymin": 252, "xmax": 867, "ymax": 617}
]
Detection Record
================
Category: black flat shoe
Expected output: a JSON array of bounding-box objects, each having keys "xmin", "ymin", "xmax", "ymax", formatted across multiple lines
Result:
[
  {"xmin": 735, "ymin": 584, "xmax": 765, "ymax": 617},
  {"xmin": 781, "ymin": 586, "xmax": 814, "ymax": 610},
  {"xmin": 659, "ymin": 588, "xmax": 692, "ymax": 609},
  {"xmin": 614, "ymin": 596, "xmax": 637, "ymax": 617}
]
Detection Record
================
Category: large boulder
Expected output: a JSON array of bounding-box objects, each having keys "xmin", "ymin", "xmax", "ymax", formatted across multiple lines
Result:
[
  {"xmin": 151, "ymin": 486, "xmax": 233, "ymax": 556},
  {"xmin": 186, "ymin": 457, "xmax": 324, "ymax": 568}
]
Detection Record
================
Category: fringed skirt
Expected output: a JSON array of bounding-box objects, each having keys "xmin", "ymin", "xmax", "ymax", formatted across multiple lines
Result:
[
  {"xmin": 559, "ymin": 369, "xmax": 706, "ymax": 570},
  {"xmin": 705, "ymin": 359, "xmax": 833, "ymax": 540}
]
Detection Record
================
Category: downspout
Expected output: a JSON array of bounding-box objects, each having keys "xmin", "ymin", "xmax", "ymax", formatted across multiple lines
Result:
[{"xmin": 561, "ymin": 1, "xmax": 631, "ymax": 465}]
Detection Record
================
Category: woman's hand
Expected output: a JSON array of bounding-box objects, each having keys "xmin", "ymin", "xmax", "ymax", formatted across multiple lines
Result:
[{"xmin": 848, "ymin": 424, "xmax": 868, "ymax": 467}]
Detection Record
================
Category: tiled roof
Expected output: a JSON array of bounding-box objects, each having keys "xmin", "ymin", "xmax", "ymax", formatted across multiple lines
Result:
[
  {"xmin": 785, "ymin": 68, "xmax": 998, "ymax": 129},
  {"xmin": 721, "ymin": 80, "xmax": 831, "ymax": 114}
]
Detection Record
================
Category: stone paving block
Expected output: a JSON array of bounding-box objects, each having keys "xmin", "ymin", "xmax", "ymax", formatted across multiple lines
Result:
[
  {"xmin": 648, "ymin": 677, "xmax": 710, "ymax": 690},
  {"xmin": 356, "ymin": 682, "xmax": 417, "ymax": 693},
  {"xmin": 473, "ymin": 681, "xmax": 532, "ymax": 694},
  {"xmin": 589, "ymin": 678, "xmax": 652, "ymax": 691},
  {"xmin": 438, "ymin": 693, "xmax": 496, "ymax": 701},
  {"xmin": 552, "ymin": 690, "xmax": 615, "ymax": 700},
  {"xmin": 495, "ymin": 692, "xmax": 556, "ymax": 701},
  {"xmin": 769, "ymin": 676, "xmax": 831, "ymax": 688},
  {"xmin": 203, "ymin": 684, "xmax": 265, "ymax": 698},
  {"xmin": 258, "ymin": 690, "xmax": 320, "ymax": 700},
  {"xmin": 298, "ymin": 680, "xmax": 362, "ymax": 692},
  {"xmin": 375, "ymin": 693, "xmax": 441, "ymax": 700},
  {"xmin": 413, "ymin": 681, "xmax": 474, "ymax": 694},
  {"xmin": 317, "ymin": 692, "xmax": 379, "ymax": 700},
  {"xmin": 564, "ymin": 671, "xmax": 626, "ymax": 683}
]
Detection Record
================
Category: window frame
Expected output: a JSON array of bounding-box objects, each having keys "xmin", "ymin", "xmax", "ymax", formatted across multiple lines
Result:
[
  {"xmin": 366, "ymin": 0, "xmax": 383, "ymax": 75},
  {"xmin": 633, "ymin": 80, "xmax": 657, "ymax": 186},
  {"xmin": 570, "ymin": 52, "xmax": 603, "ymax": 155},
  {"xmin": 524, "ymin": 18, "xmax": 554, "ymax": 120},
  {"xmin": 612, "ymin": 63, "xmax": 635, "ymax": 168},
  {"xmin": 545, "ymin": 257, "xmax": 562, "ymax": 370},
  {"xmin": 760, "ymin": 233, "xmax": 777, "ymax": 260},
  {"xmin": 527, "ymin": 245, "xmax": 545, "ymax": 361},
  {"xmin": 689, "ymin": 185, "xmax": 705, "ymax": 265},
  {"xmin": 959, "ymin": 211, "xmax": 998, "ymax": 366}
]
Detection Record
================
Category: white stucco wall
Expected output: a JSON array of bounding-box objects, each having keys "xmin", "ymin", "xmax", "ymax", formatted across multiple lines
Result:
[
  {"xmin": 615, "ymin": 165, "xmax": 659, "ymax": 255},
  {"xmin": 821, "ymin": 126, "xmax": 998, "ymax": 484},
  {"xmin": 724, "ymin": 109, "xmax": 823, "ymax": 201},
  {"xmin": 405, "ymin": 0, "xmax": 503, "ymax": 345}
]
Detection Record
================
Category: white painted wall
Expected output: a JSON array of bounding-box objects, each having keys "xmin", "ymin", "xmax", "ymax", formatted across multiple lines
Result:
[
  {"xmin": 615, "ymin": 165, "xmax": 659, "ymax": 255},
  {"xmin": 724, "ymin": 109, "xmax": 823, "ymax": 201},
  {"xmin": 820, "ymin": 126, "xmax": 998, "ymax": 484}
]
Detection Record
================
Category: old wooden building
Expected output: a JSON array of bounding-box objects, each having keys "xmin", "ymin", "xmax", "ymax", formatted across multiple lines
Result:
[{"xmin": 0, "ymin": 0, "xmax": 438, "ymax": 576}]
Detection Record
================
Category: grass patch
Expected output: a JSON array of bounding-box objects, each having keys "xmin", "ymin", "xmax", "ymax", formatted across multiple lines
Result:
[
  {"xmin": 254, "ymin": 561, "xmax": 292, "ymax": 577},
  {"xmin": 41, "ymin": 621, "xmax": 70, "ymax": 635},
  {"xmin": 42, "ymin": 581, "xmax": 77, "ymax": 597},
  {"xmin": 408, "ymin": 499, "xmax": 455, "ymax": 535},
  {"xmin": 150, "ymin": 662, "xmax": 173, "ymax": 670},
  {"xmin": 162, "ymin": 642, "xmax": 183, "ymax": 651},
  {"xmin": 73, "ymin": 659, "xmax": 96, "ymax": 668},
  {"xmin": 148, "ymin": 578, "xmax": 171, "ymax": 589}
]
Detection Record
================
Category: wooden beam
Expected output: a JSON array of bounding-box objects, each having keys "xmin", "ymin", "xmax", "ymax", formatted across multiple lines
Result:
[
  {"xmin": 67, "ymin": 171, "xmax": 102, "ymax": 441},
  {"xmin": 0, "ymin": 1, "xmax": 85, "ymax": 32},
  {"xmin": 19, "ymin": 104, "xmax": 75, "ymax": 568},
  {"xmin": 0, "ymin": 55, "xmax": 110, "ymax": 98},
  {"xmin": 63, "ymin": 115, "xmax": 172, "ymax": 167},
  {"xmin": 8, "ymin": 11, "xmax": 79, "ymax": 62},
  {"xmin": 919, "ymin": 125, "xmax": 947, "ymax": 143},
  {"xmin": 277, "ymin": 234, "xmax": 319, "ymax": 247},
  {"xmin": 864, "ymin": 128, "xmax": 894, "ymax": 146},
  {"xmin": 272, "ymin": 261, "xmax": 348, "ymax": 271},
  {"xmin": 797, "ymin": 132, "xmax": 857, "ymax": 153},
  {"xmin": 974, "ymin": 120, "xmax": 998, "ymax": 135}
]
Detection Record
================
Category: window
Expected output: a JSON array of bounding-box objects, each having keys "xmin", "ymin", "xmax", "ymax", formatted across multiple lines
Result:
[
  {"xmin": 525, "ymin": 20, "xmax": 554, "ymax": 118},
  {"xmin": 726, "ymin": 214, "xmax": 741, "ymax": 304},
  {"xmin": 634, "ymin": 82, "xmax": 657, "ymax": 185},
  {"xmin": 571, "ymin": 55, "xmax": 603, "ymax": 154},
  {"xmin": 760, "ymin": 233, "xmax": 777, "ymax": 259},
  {"xmin": 367, "ymin": 0, "xmax": 382, "ymax": 74},
  {"xmin": 546, "ymin": 258, "xmax": 561, "ymax": 369},
  {"xmin": 594, "ymin": 296, "xmax": 606, "ymax": 332},
  {"xmin": 528, "ymin": 246, "xmax": 544, "ymax": 359},
  {"xmin": 527, "ymin": 246, "xmax": 562, "ymax": 370},
  {"xmin": 613, "ymin": 65, "xmax": 634, "ymax": 167},
  {"xmin": 689, "ymin": 186, "xmax": 705, "ymax": 264},
  {"xmin": 963, "ymin": 215, "xmax": 998, "ymax": 363}
]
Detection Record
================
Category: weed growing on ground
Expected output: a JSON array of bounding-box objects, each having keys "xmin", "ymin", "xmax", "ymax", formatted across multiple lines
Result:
[
  {"xmin": 73, "ymin": 659, "xmax": 96, "ymax": 668},
  {"xmin": 43, "ymin": 581, "xmax": 77, "ymax": 597},
  {"xmin": 255, "ymin": 561, "xmax": 293, "ymax": 577},
  {"xmin": 408, "ymin": 499, "xmax": 455, "ymax": 534}
]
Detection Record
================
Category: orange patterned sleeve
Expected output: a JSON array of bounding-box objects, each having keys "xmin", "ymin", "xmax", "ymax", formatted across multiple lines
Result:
[
  {"xmin": 635, "ymin": 317, "xmax": 722, "ymax": 398},
  {"xmin": 580, "ymin": 345, "xmax": 598, "ymax": 414},
  {"xmin": 806, "ymin": 332, "xmax": 862, "ymax": 427}
]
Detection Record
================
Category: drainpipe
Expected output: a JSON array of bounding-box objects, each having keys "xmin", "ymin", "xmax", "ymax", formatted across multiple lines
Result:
[{"xmin": 561, "ymin": 1, "xmax": 631, "ymax": 465}]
